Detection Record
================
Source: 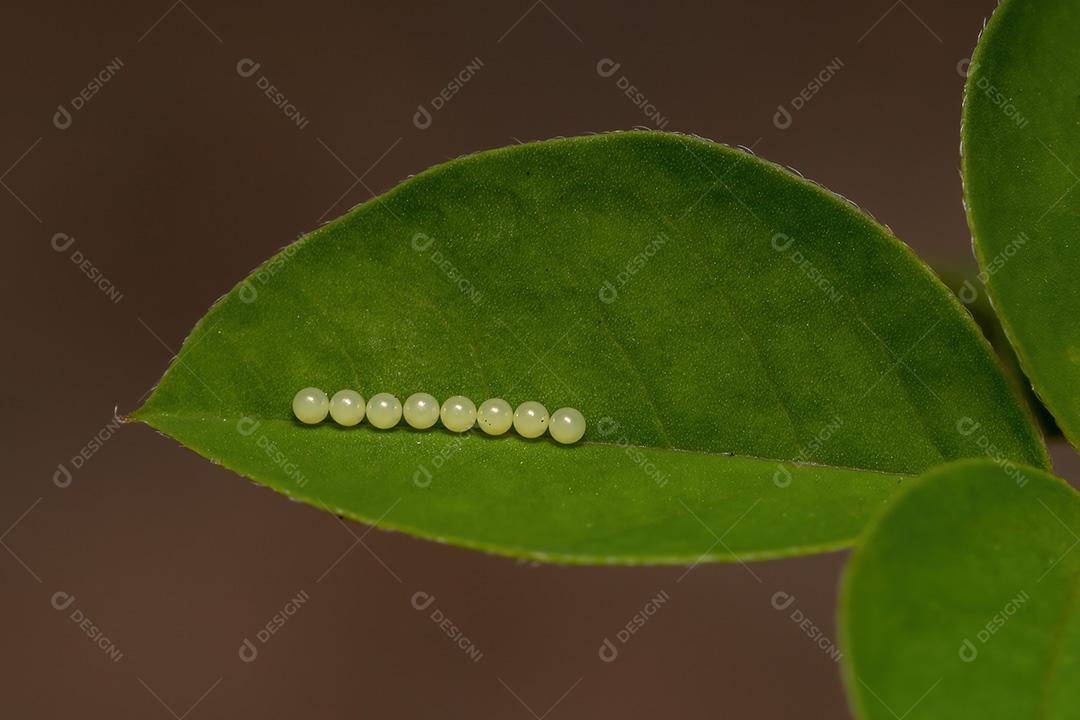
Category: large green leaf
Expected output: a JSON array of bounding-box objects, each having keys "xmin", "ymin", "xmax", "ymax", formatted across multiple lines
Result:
[
  {"xmin": 840, "ymin": 460, "xmax": 1080, "ymax": 719},
  {"xmin": 131, "ymin": 131, "xmax": 1046, "ymax": 564},
  {"xmin": 962, "ymin": 0, "xmax": 1080, "ymax": 447}
]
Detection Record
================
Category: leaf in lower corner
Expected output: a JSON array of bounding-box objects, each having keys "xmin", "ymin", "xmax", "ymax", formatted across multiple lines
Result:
[{"xmin": 840, "ymin": 459, "xmax": 1080, "ymax": 719}]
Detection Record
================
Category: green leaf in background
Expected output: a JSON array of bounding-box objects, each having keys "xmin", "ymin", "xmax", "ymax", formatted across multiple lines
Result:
[
  {"xmin": 840, "ymin": 460, "xmax": 1080, "ymax": 719},
  {"xmin": 934, "ymin": 264, "xmax": 1059, "ymax": 438},
  {"xmin": 131, "ymin": 131, "xmax": 1046, "ymax": 564},
  {"xmin": 962, "ymin": 0, "xmax": 1080, "ymax": 447}
]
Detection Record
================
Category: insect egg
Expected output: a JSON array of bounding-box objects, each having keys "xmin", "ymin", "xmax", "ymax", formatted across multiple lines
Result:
[
  {"xmin": 329, "ymin": 389, "xmax": 365, "ymax": 426},
  {"xmin": 549, "ymin": 407, "xmax": 586, "ymax": 444},
  {"xmin": 513, "ymin": 401, "xmax": 549, "ymax": 438},
  {"xmin": 403, "ymin": 393, "xmax": 440, "ymax": 429},
  {"xmin": 477, "ymin": 398, "xmax": 513, "ymax": 435},
  {"xmin": 293, "ymin": 387, "xmax": 329, "ymax": 424},
  {"xmin": 366, "ymin": 393, "xmax": 402, "ymax": 429},
  {"xmin": 440, "ymin": 395, "xmax": 477, "ymax": 432}
]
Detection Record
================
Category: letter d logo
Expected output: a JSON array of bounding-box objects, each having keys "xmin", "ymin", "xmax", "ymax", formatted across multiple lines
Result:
[
  {"xmin": 773, "ymin": 465, "xmax": 792, "ymax": 488},
  {"xmin": 771, "ymin": 591, "xmax": 795, "ymax": 611},
  {"xmin": 772, "ymin": 104, "xmax": 792, "ymax": 130},
  {"xmin": 957, "ymin": 279, "xmax": 979, "ymax": 305},
  {"xmin": 236, "ymin": 58, "xmax": 261, "ymax": 78},
  {"xmin": 51, "ymin": 232, "xmax": 75, "ymax": 253},
  {"xmin": 411, "ymin": 232, "xmax": 434, "ymax": 252},
  {"xmin": 598, "ymin": 638, "xmax": 619, "ymax": 662},
  {"xmin": 771, "ymin": 232, "xmax": 794, "ymax": 251},
  {"xmin": 51, "ymin": 591, "xmax": 76, "ymax": 611},
  {"xmin": 413, "ymin": 104, "xmax": 433, "ymax": 130},
  {"xmin": 596, "ymin": 58, "xmax": 621, "ymax": 78},
  {"xmin": 956, "ymin": 417, "xmax": 981, "ymax": 437},
  {"xmin": 236, "ymin": 416, "xmax": 261, "ymax": 436},
  {"xmin": 53, "ymin": 104, "xmax": 72, "ymax": 130},
  {"xmin": 595, "ymin": 416, "xmax": 619, "ymax": 436},
  {"xmin": 239, "ymin": 638, "xmax": 259, "ymax": 662},
  {"xmin": 598, "ymin": 280, "xmax": 618, "ymax": 304},
  {"xmin": 411, "ymin": 591, "xmax": 436, "ymax": 611},
  {"xmin": 53, "ymin": 463, "xmax": 73, "ymax": 488},
  {"xmin": 413, "ymin": 465, "xmax": 433, "ymax": 488},
  {"xmin": 238, "ymin": 281, "xmax": 258, "ymax": 304}
]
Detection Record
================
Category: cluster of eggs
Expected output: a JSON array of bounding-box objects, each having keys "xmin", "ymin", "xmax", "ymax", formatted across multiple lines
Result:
[{"xmin": 292, "ymin": 388, "xmax": 586, "ymax": 444}]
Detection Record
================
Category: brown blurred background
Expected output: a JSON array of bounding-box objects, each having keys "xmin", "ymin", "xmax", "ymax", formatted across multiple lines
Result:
[{"xmin": 4, "ymin": 1, "xmax": 1078, "ymax": 717}]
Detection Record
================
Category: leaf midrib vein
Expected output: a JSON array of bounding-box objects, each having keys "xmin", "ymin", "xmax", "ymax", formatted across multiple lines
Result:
[{"xmin": 132, "ymin": 410, "xmax": 915, "ymax": 479}]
